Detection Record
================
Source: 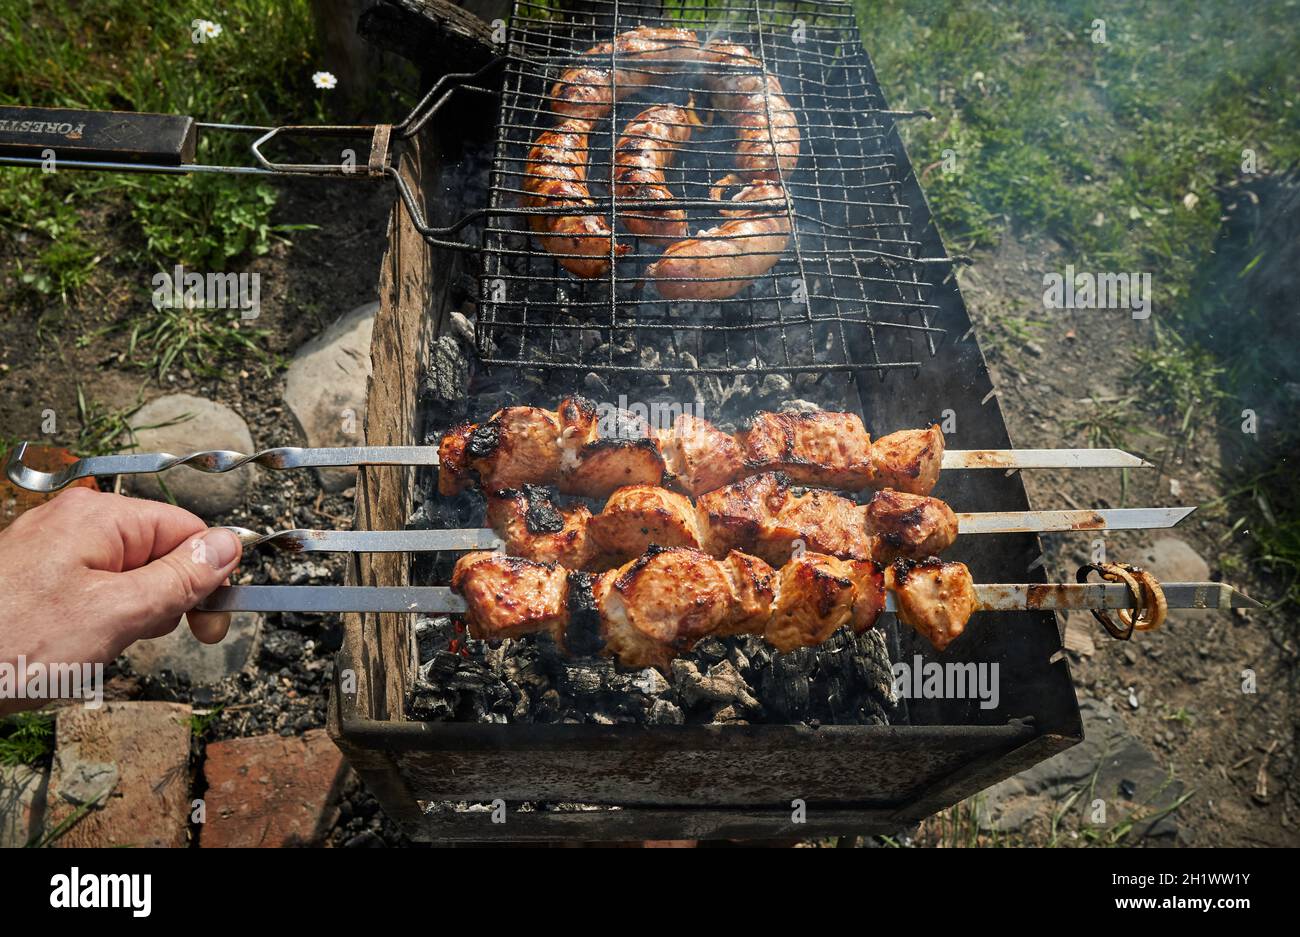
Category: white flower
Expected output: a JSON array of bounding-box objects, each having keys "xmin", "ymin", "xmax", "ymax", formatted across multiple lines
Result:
[
  {"xmin": 1182, "ymin": 191, "xmax": 1199, "ymax": 210},
  {"xmin": 193, "ymin": 18, "xmax": 222, "ymax": 40},
  {"xmin": 312, "ymin": 71, "xmax": 338, "ymax": 90}
]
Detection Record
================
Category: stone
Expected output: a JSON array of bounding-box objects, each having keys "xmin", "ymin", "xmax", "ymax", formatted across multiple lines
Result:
[
  {"xmin": 1, "ymin": 446, "xmax": 97, "ymax": 530},
  {"xmin": 976, "ymin": 698, "xmax": 1183, "ymax": 839},
  {"xmin": 45, "ymin": 702, "xmax": 193, "ymax": 848},
  {"xmin": 0, "ymin": 764, "xmax": 49, "ymax": 848},
  {"xmin": 123, "ymin": 394, "xmax": 255, "ymax": 514},
  {"xmin": 124, "ymin": 612, "xmax": 261, "ymax": 684},
  {"xmin": 200, "ymin": 729, "xmax": 350, "ymax": 847},
  {"xmin": 1139, "ymin": 537, "xmax": 1212, "ymax": 620},
  {"xmin": 283, "ymin": 301, "xmax": 377, "ymax": 491}
]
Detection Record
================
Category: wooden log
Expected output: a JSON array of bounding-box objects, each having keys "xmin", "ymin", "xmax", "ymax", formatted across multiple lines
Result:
[{"xmin": 358, "ymin": 0, "xmax": 502, "ymax": 73}]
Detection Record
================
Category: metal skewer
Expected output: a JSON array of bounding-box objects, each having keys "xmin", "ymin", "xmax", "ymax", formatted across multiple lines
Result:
[
  {"xmin": 5, "ymin": 440, "xmax": 1151, "ymax": 493},
  {"xmin": 223, "ymin": 506, "xmax": 1195, "ymax": 554},
  {"xmin": 198, "ymin": 581, "xmax": 1260, "ymax": 615}
]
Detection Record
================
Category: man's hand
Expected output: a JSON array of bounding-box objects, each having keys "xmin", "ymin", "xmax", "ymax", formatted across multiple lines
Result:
[{"xmin": 0, "ymin": 487, "xmax": 243, "ymax": 713}]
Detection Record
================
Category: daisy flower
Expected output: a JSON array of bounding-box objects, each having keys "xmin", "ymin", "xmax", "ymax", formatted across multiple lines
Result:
[
  {"xmin": 312, "ymin": 71, "xmax": 338, "ymax": 91},
  {"xmin": 194, "ymin": 19, "xmax": 222, "ymax": 40}
]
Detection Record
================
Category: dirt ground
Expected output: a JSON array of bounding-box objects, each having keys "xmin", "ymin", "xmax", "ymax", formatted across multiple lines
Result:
[
  {"xmin": 2, "ymin": 164, "xmax": 1295, "ymax": 846},
  {"xmin": 955, "ymin": 230, "xmax": 1298, "ymax": 846}
]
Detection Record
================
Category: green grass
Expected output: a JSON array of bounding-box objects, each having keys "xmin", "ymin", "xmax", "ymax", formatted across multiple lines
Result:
[
  {"xmin": 0, "ymin": 711, "xmax": 55, "ymax": 768},
  {"xmin": 0, "ymin": 0, "xmax": 318, "ymax": 285}
]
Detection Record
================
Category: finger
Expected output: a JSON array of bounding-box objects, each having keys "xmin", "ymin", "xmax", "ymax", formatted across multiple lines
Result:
[
  {"xmin": 186, "ymin": 610, "xmax": 231, "ymax": 644},
  {"xmin": 46, "ymin": 488, "xmax": 213, "ymax": 572},
  {"xmin": 187, "ymin": 576, "xmax": 234, "ymax": 644},
  {"xmin": 110, "ymin": 527, "xmax": 243, "ymax": 642}
]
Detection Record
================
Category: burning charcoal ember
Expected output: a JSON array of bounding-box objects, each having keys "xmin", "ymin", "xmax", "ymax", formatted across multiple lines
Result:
[{"xmin": 414, "ymin": 616, "xmax": 458, "ymax": 663}]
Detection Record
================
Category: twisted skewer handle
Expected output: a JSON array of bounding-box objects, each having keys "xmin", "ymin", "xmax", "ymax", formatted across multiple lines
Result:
[{"xmin": 4, "ymin": 441, "xmax": 439, "ymax": 492}]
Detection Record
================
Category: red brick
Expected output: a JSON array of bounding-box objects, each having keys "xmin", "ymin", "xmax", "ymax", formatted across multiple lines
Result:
[
  {"xmin": 200, "ymin": 730, "xmax": 349, "ymax": 848},
  {"xmin": 0, "ymin": 446, "xmax": 97, "ymax": 531},
  {"xmin": 46, "ymin": 702, "xmax": 193, "ymax": 848}
]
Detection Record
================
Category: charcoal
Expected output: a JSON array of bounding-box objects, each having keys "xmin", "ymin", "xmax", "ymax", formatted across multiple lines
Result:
[
  {"xmin": 414, "ymin": 617, "xmax": 457, "ymax": 664},
  {"xmin": 673, "ymin": 659, "xmax": 761, "ymax": 711},
  {"xmin": 647, "ymin": 698, "xmax": 685, "ymax": 725},
  {"xmin": 693, "ymin": 637, "xmax": 729, "ymax": 665}
]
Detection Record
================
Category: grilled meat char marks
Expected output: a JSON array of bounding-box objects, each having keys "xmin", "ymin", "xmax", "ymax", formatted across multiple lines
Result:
[
  {"xmin": 451, "ymin": 552, "xmax": 569, "ymax": 643},
  {"xmin": 737, "ymin": 410, "xmax": 875, "ymax": 489},
  {"xmin": 485, "ymin": 486, "xmax": 599, "ymax": 569},
  {"xmin": 438, "ymin": 404, "xmax": 948, "ymax": 499},
  {"xmin": 614, "ymin": 100, "xmax": 703, "ymax": 242},
  {"xmin": 864, "ymin": 488, "xmax": 959, "ymax": 561},
  {"xmin": 451, "ymin": 547, "xmax": 972, "ymax": 666},
  {"xmin": 888, "ymin": 557, "xmax": 977, "ymax": 652},
  {"xmin": 870, "ymin": 424, "xmax": 945, "ymax": 496}
]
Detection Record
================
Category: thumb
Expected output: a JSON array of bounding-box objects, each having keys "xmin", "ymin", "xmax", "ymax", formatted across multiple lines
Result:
[{"xmin": 116, "ymin": 527, "xmax": 243, "ymax": 640}]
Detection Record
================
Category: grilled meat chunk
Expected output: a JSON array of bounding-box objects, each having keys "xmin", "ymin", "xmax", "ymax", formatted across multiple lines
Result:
[
  {"xmin": 864, "ymin": 488, "xmax": 959, "ymax": 560},
  {"xmin": 450, "ymin": 551, "xmax": 569, "ymax": 642},
  {"xmin": 588, "ymin": 484, "xmax": 704, "ymax": 557},
  {"xmin": 594, "ymin": 546, "xmax": 737, "ymax": 670},
  {"xmin": 463, "ymin": 407, "xmax": 563, "ymax": 493},
  {"xmin": 765, "ymin": 553, "xmax": 883, "ymax": 652},
  {"xmin": 485, "ymin": 486, "xmax": 599, "ymax": 569},
  {"xmin": 695, "ymin": 471, "xmax": 870, "ymax": 565},
  {"xmin": 523, "ymin": 117, "xmax": 627, "ymax": 278},
  {"xmin": 556, "ymin": 396, "xmax": 666, "ymax": 498},
  {"xmin": 659, "ymin": 412, "xmax": 746, "ymax": 496},
  {"xmin": 437, "ymin": 422, "xmax": 476, "ymax": 496},
  {"xmin": 870, "ymin": 424, "xmax": 945, "ymax": 496},
  {"xmin": 717, "ymin": 549, "xmax": 778, "ymax": 637},
  {"xmin": 700, "ymin": 40, "xmax": 801, "ymax": 179},
  {"xmin": 737, "ymin": 410, "xmax": 874, "ymax": 489},
  {"xmin": 888, "ymin": 557, "xmax": 977, "ymax": 651}
]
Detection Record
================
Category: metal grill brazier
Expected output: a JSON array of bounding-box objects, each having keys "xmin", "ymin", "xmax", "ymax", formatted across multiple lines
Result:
[{"xmin": 328, "ymin": 0, "xmax": 1084, "ymax": 842}]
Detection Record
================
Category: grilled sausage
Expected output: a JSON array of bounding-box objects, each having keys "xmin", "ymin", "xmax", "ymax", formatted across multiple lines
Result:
[
  {"xmin": 614, "ymin": 98, "xmax": 704, "ymax": 242},
  {"xmin": 549, "ymin": 26, "xmax": 702, "ymax": 122},
  {"xmin": 523, "ymin": 117, "xmax": 627, "ymax": 278},
  {"xmin": 643, "ymin": 175, "xmax": 791, "ymax": 300},
  {"xmin": 701, "ymin": 39, "xmax": 801, "ymax": 180}
]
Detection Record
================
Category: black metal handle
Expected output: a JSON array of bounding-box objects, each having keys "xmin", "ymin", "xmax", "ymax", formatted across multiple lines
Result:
[{"xmin": 0, "ymin": 104, "xmax": 197, "ymax": 166}]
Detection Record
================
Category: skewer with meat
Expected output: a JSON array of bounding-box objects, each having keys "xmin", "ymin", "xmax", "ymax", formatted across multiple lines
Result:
[
  {"xmin": 450, "ymin": 545, "xmax": 976, "ymax": 669},
  {"xmin": 643, "ymin": 174, "xmax": 792, "ymax": 300},
  {"xmin": 614, "ymin": 98, "xmax": 705, "ymax": 242},
  {"xmin": 438, "ymin": 398, "xmax": 946, "ymax": 498},
  {"xmin": 486, "ymin": 473, "xmax": 958, "ymax": 570}
]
